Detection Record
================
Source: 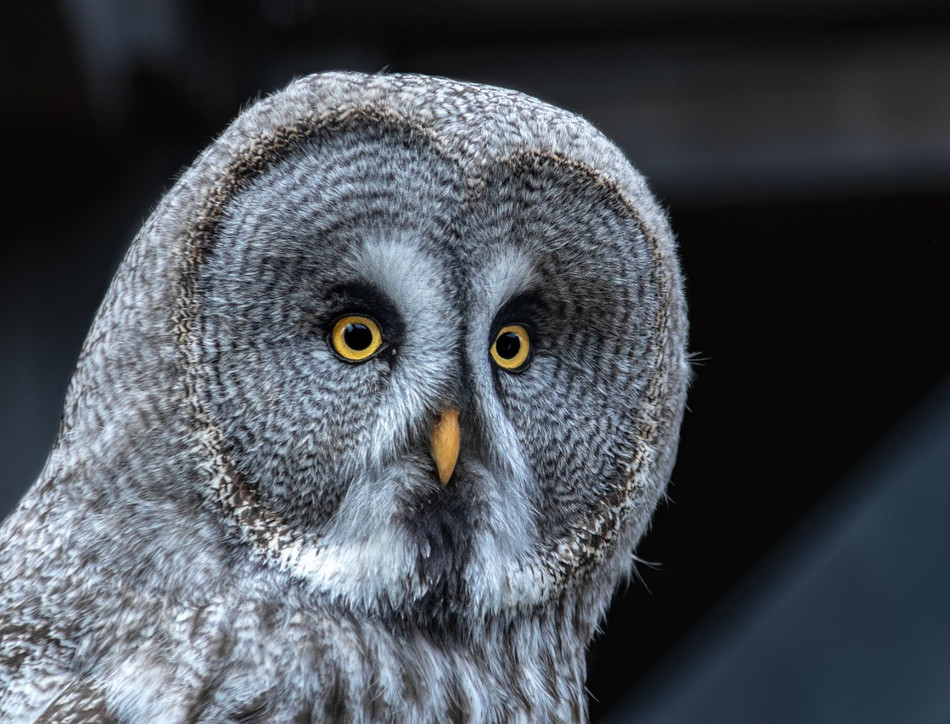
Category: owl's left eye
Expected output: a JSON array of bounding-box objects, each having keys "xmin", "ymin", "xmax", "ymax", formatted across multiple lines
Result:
[
  {"xmin": 491, "ymin": 324, "xmax": 532, "ymax": 371},
  {"xmin": 329, "ymin": 315, "xmax": 384, "ymax": 362}
]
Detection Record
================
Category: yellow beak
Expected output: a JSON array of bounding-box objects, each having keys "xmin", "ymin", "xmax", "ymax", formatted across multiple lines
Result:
[{"xmin": 430, "ymin": 408, "xmax": 460, "ymax": 485}]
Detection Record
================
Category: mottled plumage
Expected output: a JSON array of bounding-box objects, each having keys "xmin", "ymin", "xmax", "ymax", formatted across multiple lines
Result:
[{"xmin": 0, "ymin": 72, "xmax": 689, "ymax": 721}]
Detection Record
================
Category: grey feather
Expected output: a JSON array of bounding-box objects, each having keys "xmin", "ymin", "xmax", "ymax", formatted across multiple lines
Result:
[{"xmin": 0, "ymin": 72, "xmax": 689, "ymax": 722}]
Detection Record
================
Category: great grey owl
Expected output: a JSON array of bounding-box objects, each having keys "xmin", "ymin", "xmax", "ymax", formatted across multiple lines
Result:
[{"xmin": 0, "ymin": 72, "xmax": 688, "ymax": 721}]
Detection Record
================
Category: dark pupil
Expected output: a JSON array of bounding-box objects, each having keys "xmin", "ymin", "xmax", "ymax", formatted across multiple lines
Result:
[
  {"xmin": 496, "ymin": 331, "xmax": 522, "ymax": 360},
  {"xmin": 344, "ymin": 323, "xmax": 373, "ymax": 351}
]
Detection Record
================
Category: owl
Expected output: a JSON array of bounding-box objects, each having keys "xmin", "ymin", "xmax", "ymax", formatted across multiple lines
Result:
[{"xmin": 0, "ymin": 72, "xmax": 688, "ymax": 721}]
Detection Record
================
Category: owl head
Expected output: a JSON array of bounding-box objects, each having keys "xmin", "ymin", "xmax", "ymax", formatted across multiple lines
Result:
[{"xmin": 61, "ymin": 72, "xmax": 688, "ymax": 638}]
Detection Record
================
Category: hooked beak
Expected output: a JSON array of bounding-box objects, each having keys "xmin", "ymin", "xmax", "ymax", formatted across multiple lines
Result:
[{"xmin": 429, "ymin": 408, "xmax": 460, "ymax": 485}]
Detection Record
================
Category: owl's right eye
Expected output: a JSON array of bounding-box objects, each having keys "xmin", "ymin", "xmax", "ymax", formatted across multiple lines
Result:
[{"xmin": 329, "ymin": 315, "xmax": 384, "ymax": 362}]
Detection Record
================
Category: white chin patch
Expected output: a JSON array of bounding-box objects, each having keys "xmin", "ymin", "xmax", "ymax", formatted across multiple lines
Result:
[{"xmin": 270, "ymin": 458, "xmax": 549, "ymax": 613}]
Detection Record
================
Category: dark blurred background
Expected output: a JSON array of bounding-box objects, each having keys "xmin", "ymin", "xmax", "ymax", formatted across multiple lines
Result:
[{"xmin": 2, "ymin": 1, "xmax": 948, "ymax": 721}]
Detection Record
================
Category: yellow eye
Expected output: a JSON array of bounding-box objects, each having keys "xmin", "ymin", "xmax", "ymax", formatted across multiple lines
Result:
[
  {"xmin": 330, "ymin": 315, "xmax": 383, "ymax": 362},
  {"xmin": 490, "ymin": 324, "xmax": 531, "ymax": 371}
]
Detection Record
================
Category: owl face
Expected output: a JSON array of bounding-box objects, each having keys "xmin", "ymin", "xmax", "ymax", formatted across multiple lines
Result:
[
  {"xmin": 182, "ymin": 82, "xmax": 684, "ymax": 626},
  {"xmin": 0, "ymin": 74, "xmax": 683, "ymax": 723}
]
